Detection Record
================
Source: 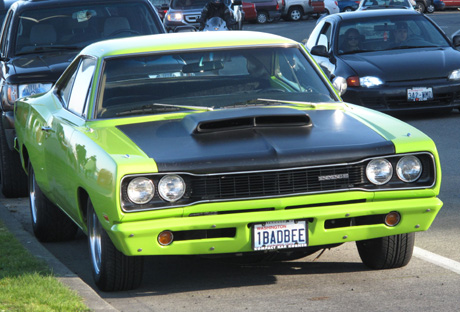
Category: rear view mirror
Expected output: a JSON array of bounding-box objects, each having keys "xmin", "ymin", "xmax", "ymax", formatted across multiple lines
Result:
[
  {"xmin": 332, "ymin": 76, "xmax": 347, "ymax": 96},
  {"xmin": 182, "ymin": 61, "xmax": 224, "ymax": 73}
]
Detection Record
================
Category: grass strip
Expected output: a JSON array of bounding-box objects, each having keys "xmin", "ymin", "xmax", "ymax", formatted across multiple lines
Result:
[{"xmin": 0, "ymin": 219, "xmax": 90, "ymax": 311}]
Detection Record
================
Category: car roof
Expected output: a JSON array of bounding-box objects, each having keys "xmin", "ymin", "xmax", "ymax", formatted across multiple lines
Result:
[
  {"xmin": 81, "ymin": 31, "xmax": 298, "ymax": 59},
  {"xmin": 0, "ymin": 0, "xmax": 17, "ymax": 10},
  {"xmin": 329, "ymin": 8, "xmax": 421, "ymax": 20}
]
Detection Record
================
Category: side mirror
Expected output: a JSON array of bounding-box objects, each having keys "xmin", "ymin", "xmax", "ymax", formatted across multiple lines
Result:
[
  {"xmin": 332, "ymin": 76, "xmax": 347, "ymax": 96},
  {"xmin": 452, "ymin": 35, "xmax": 460, "ymax": 48},
  {"xmin": 310, "ymin": 45, "xmax": 330, "ymax": 57}
]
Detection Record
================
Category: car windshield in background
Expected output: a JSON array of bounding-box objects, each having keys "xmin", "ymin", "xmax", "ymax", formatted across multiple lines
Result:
[
  {"xmin": 96, "ymin": 47, "xmax": 337, "ymax": 118},
  {"xmin": 15, "ymin": 2, "xmax": 161, "ymax": 55},
  {"xmin": 170, "ymin": 0, "xmax": 208, "ymax": 9},
  {"xmin": 337, "ymin": 15, "xmax": 450, "ymax": 55}
]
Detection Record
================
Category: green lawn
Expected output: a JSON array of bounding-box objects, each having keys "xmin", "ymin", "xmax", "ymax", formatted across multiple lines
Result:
[{"xmin": 0, "ymin": 220, "xmax": 90, "ymax": 312}]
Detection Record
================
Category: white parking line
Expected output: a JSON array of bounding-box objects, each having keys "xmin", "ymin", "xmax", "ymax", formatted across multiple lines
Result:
[{"xmin": 414, "ymin": 247, "xmax": 460, "ymax": 275}]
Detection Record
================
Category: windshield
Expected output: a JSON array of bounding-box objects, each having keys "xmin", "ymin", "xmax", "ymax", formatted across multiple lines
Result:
[
  {"xmin": 360, "ymin": 0, "xmax": 413, "ymax": 9},
  {"xmin": 170, "ymin": 0, "xmax": 209, "ymax": 10},
  {"xmin": 96, "ymin": 47, "xmax": 337, "ymax": 118},
  {"xmin": 15, "ymin": 2, "xmax": 161, "ymax": 55},
  {"xmin": 337, "ymin": 15, "xmax": 450, "ymax": 55}
]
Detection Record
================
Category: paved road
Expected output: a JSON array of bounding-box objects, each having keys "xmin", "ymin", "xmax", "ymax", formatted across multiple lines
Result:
[{"xmin": 1, "ymin": 11, "xmax": 460, "ymax": 312}]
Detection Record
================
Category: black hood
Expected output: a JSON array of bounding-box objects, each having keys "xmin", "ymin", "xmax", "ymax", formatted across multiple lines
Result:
[
  {"xmin": 8, "ymin": 51, "xmax": 78, "ymax": 84},
  {"xmin": 117, "ymin": 107, "xmax": 395, "ymax": 173},
  {"xmin": 340, "ymin": 47, "xmax": 460, "ymax": 82}
]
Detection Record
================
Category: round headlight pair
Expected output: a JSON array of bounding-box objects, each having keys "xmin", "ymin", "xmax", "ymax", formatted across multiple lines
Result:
[
  {"xmin": 127, "ymin": 175, "xmax": 186, "ymax": 204},
  {"xmin": 366, "ymin": 156, "xmax": 422, "ymax": 185}
]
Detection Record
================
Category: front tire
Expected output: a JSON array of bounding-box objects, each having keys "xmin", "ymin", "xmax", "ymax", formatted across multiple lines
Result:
[
  {"xmin": 356, "ymin": 233, "xmax": 415, "ymax": 269},
  {"xmin": 414, "ymin": 1, "xmax": 425, "ymax": 12},
  {"xmin": 0, "ymin": 119, "xmax": 28, "ymax": 198},
  {"xmin": 87, "ymin": 199, "xmax": 144, "ymax": 291},
  {"xmin": 28, "ymin": 162, "xmax": 77, "ymax": 242}
]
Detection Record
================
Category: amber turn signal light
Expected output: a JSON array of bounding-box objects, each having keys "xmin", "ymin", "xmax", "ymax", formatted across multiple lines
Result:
[
  {"xmin": 158, "ymin": 230, "xmax": 174, "ymax": 246},
  {"xmin": 384, "ymin": 212, "xmax": 401, "ymax": 227}
]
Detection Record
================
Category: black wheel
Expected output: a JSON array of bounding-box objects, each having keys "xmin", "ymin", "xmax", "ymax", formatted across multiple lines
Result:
[
  {"xmin": 0, "ymin": 119, "xmax": 28, "ymax": 198},
  {"xmin": 414, "ymin": 1, "xmax": 425, "ymax": 12},
  {"xmin": 257, "ymin": 11, "xmax": 268, "ymax": 24},
  {"xmin": 87, "ymin": 199, "xmax": 144, "ymax": 291},
  {"xmin": 344, "ymin": 6, "xmax": 353, "ymax": 12},
  {"xmin": 288, "ymin": 7, "xmax": 303, "ymax": 21},
  {"xmin": 28, "ymin": 162, "xmax": 77, "ymax": 242},
  {"xmin": 356, "ymin": 233, "xmax": 415, "ymax": 269}
]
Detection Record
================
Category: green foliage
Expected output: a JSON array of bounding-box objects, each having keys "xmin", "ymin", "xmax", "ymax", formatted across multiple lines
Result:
[{"xmin": 0, "ymin": 220, "xmax": 90, "ymax": 311}]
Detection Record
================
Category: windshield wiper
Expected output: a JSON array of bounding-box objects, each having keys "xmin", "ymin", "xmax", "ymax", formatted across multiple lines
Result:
[
  {"xmin": 16, "ymin": 45, "xmax": 82, "ymax": 55},
  {"xmin": 116, "ymin": 103, "xmax": 213, "ymax": 116},
  {"xmin": 340, "ymin": 49, "xmax": 369, "ymax": 55}
]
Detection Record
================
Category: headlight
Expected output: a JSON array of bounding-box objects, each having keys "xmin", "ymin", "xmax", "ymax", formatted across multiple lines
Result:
[
  {"xmin": 166, "ymin": 12, "xmax": 183, "ymax": 22},
  {"xmin": 18, "ymin": 83, "xmax": 53, "ymax": 98},
  {"xmin": 158, "ymin": 175, "xmax": 186, "ymax": 202},
  {"xmin": 127, "ymin": 177, "xmax": 155, "ymax": 204},
  {"xmin": 366, "ymin": 158, "xmax": 393, "ymax": 185},
  {"xmin": 359, "ymin": 76, "xmax": 383, "ymax": 88},
  {"xmin": 396, "ymin": 156, "xmax": 422, "ymax": 182},
  {"xmin": 448, "ymin": 69, "xmax": 460, "ymax": 80}
]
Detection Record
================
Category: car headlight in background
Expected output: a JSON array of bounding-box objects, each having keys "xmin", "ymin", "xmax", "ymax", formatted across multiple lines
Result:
[
  {"xmin": 396, "ymin": 155, "xmax": 422, "ymax": 182},
  {"xmin": 166, "ymin": 12, "xmax": 183, "ymax": 22},
  {"xmin": 6, "ymin": 83, "xmax": 53, "ymax": 104},
  {"xmin": 448, "ymin": 69, "xmax": 460, "ymax": 80},
  {"xmin": 127, "ymin": 177, "xmax": 155, "ymax": 204},
  {"xmin": 158, "ymin": 175, "xmax": 186, "ymax": 202},
  {"xmin": 359, "ymin": 76, "xmax": 383, "ymax": 88},
  {"xmin": 366, "ymin": 158, "xmax": 393, "ymax": 185}
]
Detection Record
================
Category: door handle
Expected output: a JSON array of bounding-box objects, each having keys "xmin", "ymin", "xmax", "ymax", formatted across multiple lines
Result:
[{"xmin": 41, "ymin": 126, "xmax": 55, "ymax": 133}]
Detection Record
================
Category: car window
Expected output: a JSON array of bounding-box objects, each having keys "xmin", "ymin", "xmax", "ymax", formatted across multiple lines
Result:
[
  {"xmin": 312, "ymin": 22, "xmax": 332, "ymax": 51},
  {"xmin": 14, "ymin": 2, "xmax": 161, "ymax": 55},
  {"xmin": 0, "ymin": 10, "xmax": 13, "ymax": 57},
  {"xmin": 337, "ymin": 15, "xmax": 450, "ymax": 54},
  {"xmin": 67, "ymin": 58, "xmax": 96, "ymax": 116},
  {"xmin": 96, "ymin": 47, "xmax": 336, "ymax": 119}
]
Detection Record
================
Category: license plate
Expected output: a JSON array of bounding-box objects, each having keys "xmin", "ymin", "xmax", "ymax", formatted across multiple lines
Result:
[
  {"xmin": 252, "ymin": 220, "xmax": 308, "ymax": 251},
  {"xmin": 407, "ymin": 87, "xmax": 433, "ymax": 102}
]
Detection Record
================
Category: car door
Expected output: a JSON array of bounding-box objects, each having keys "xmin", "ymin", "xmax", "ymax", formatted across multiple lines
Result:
[
  {"xmin": 306, "ymin": 20, "xmax": 336, "ymax": 78},
  {"xmin": 43, "ymin": 56, "xmax": 96, "ymax": 219}
]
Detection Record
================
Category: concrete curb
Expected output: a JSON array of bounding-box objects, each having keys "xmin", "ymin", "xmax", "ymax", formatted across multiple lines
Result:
[{"xmin": 0, "ymin": 201, "xmax": 118, "ymax": 312}]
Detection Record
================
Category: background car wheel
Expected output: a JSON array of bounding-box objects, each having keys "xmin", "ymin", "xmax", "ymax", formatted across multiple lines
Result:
[
  {"xmin": 356, "ymin": 233, "xmax": 415, "ymax": 269},
  {"xmin": 0, "ymin": 119, "xmax": 28, "ymax": 198},
  {"xmin": 344, "ymin": 6, "xmax": 353, "ymax": 11},
  {"xmin": 257, "ymin": 11, "xmax": 268, "ymax": 24},
  {"xmin": 288, "ymin": 7, "xmax": 303, "ymax": 21},
  {"xmin": 414, "ymin": 1, "xmax": 425, "ymax": 12},
  {"xmin": 426, "ymin": 4, "xmax": 435, "ymax": 12},
  {"xmin": 87, "ymin": 199, "xmax": 144, "ymax": 291},
  {"xmin": 28, "ymin": 162, "xmax": 77, "ymax": 242}
]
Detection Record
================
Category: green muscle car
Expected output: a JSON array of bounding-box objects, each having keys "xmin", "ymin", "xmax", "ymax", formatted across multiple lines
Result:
[{"xmin": 14, "ymin": 31, "xmax": 443, "ymax": 291}]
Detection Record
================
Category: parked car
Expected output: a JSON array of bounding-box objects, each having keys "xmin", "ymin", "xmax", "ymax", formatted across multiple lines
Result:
[
  {"xmin": 15, "ymin": 30, "xmax": 442, "ymax": 292},
  {"xmin": 243, "ymin": 1, "xmax": 258, "ymax": 22},
  {"xmin": 282, "ymin": 0, "xmax": 314, "ymax": 21},
  {"xmin": 164, "ymin": 0, "xmax": 244, "ymax": 31},
  {"xmin": 337, "ymin": 0, "xmax": 360, "ymax": 11},
  {"xmin": 244, "ymin": 0, "xmax": 282, "ymax": 23},
  {"xmin": 357, "ymin": 0, "xmax": 415, "ymax": 10},
  {"xmin": 0, "ymin": 0, "xmax": 165, "ymax": 198},
  {"xmin": 149, "ymin": 0, "xmax": 170, "ymax": 20},
  {"xmin": 305, "ymin": 9, "xmax": 460, "ymax": 113},
  {"xmin": 324, "ymin": 0, "xmax": 340, "ymax": 13},
  {"xmin": 309, "ymin": 0, "xmax": 325, "ymax": 16},
  {"xmin": 442, "ymin": 0, "xmax": 459, "ymax": 8}
]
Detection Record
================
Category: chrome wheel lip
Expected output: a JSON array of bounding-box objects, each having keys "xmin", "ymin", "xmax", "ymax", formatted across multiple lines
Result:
[
  {"xmin": 29, "ymin": 171, "xmax": 37, "ymax": 224},
  {"xmin": 89, "ymin": 210, "xmax": 102, "ymax": 275}
]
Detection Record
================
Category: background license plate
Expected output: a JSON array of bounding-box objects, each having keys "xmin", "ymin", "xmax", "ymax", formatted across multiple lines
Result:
[
  {"xmin": 407, "ymin": 87, "xmax": 433, "ymax": 101},
  {"xmin": 252, "ymin": 220, "xmax": 308, "ymax": 251}
]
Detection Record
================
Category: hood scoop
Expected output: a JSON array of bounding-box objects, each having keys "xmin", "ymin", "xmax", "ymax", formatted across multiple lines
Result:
[{"xmin": 182, "ymin": 107, "xmax": 312, "ymax": 134}]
